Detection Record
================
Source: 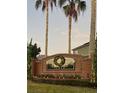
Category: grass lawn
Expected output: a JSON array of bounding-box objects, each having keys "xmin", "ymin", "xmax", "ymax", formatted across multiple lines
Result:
[{"xmin": 27, "ymin": 81, "xmax": 96, "ymax": 93}]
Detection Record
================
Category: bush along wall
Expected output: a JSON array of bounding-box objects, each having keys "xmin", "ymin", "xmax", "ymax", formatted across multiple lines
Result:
[
  {"xmin": 35, "ymin": 74, "xmax": 82, "ymax": 80},
  {"xmin": 32, "ymin": 74, "xmax": 97, "ymax": 88}
]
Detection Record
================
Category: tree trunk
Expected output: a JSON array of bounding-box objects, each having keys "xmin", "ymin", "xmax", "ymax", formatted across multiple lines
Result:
[
  {"xmin": 68, "ymin": 16, "xmax": 72, "ymax": 54},
  {"xmin": 89, "ymin": 0, "xmax": 96, "ymax": 83},
  {"xmin": 45, "ymin": 0, "xmax": 49, "ymax": 56}
]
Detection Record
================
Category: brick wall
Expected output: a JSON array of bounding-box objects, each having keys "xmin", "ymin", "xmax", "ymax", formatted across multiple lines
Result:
[{"xmin": 32, "ymin": 54, "xmax": 92, "ymax": 79}]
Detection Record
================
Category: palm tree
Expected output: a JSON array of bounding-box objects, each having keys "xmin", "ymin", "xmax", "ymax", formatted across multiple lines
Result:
[
  {"xmin": 35, "ymin": 0, "xmax": 56, "ymax": 56},
  {"xmin": 89, "ymin": 0, "xmax": 96, "ymax": 83},
  {"xmin": 59, "ymin": 0, "xmax": 86, "ymax": 54}
]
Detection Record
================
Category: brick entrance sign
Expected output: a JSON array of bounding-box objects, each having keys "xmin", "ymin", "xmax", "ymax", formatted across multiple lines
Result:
[{"xmin": 32, "ymin": 54, "xmax": 92, "ymax": 80}]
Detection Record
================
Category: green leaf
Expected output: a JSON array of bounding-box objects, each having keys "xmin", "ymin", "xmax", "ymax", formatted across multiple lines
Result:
[{"xmin": 35, "ymin": 0, "xmax": 42, "ymax": 10}]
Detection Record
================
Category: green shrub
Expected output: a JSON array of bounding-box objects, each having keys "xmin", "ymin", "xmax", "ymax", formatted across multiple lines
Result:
[
  {"xmin": 47, "ymin": 74, "xmax": 55, "ymax": 78},
  {"xmin": 75, "ymin": 74, "xmax": 81, "ymax": 79},
  {"xmin": 36, "ymin": 74, "xmax": 82, "ymax": 80},
  {"xmin": 32, "ymin": 78, "xmax": 96, "ymax": 88}
]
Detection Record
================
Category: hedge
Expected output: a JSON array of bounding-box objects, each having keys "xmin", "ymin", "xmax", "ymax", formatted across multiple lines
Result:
[
  {"xmin": 32, "ymin": 77, "xmax": 97, "ymax": 88},
  {"xmin": 36, "ymin": 74, "xmax": 81, "ymax": 79}
]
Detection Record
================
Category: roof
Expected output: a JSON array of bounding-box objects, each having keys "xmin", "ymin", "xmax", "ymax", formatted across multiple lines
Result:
[
  {"xmin": 72, "ymin": 42, "xmax": 89, "ymax": 51},
  {"xmin": 37, "ymin": 55, "xmax": 46, "ymax": 60}
]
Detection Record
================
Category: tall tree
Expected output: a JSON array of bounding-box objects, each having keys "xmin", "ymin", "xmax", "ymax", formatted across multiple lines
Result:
[
  {"xmin": 35, "ymin": 0, "xmax": 56, "ymax": 56},
  {"xmin": 59, "ymin": 0, "xmax": 86, "ymax": 54},
  {"xmin": 89, "ymin": 0, "xmax": 96, "ymax": 83},
  {"xmin": 27, "ymin": 39, "xmax": 41, "ymax": 79}
]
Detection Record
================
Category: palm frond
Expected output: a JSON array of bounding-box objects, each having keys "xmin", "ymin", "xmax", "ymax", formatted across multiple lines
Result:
[
  {"xmin": 61, "ymin": 0, "xmax": 86, "ymax": 21},
  {"xmin": 79, "ymin": 1, "xmax": 86, "ymax": 11},
  {"xmin": 70, "ymin": 1, "xmax": 75, "ymax": 9},
  {"xmin": 72, "ymin": 9, "xmax": 78, "ymax": 21},
  {"xmin": 50, "ymin": 0, "xmax": 57, "ymax": 11},
  {"xmin": 35, "ymin": 0, "xmax": 42, "ymax": 10},
  {"xmin": 59, "ymin": 0, "xmax": 67, "ymax": 7},
  {"xmin": 42, "ymin": 1, "xmax": 46, "ymax": 11},
  {"xmin": 52, "ymin": 0, "xmax": 56, "ymax": 6},
  {"xmin": 63, "ymin": 5, "xmax": 70, "ymax": 17},
  {"xmin": 75, "ymin": 0, "xmax": 80, "ymax": 3},
  {"xmin": 50, "ymin": 1, "xmax": 53, "ymax": 10}
]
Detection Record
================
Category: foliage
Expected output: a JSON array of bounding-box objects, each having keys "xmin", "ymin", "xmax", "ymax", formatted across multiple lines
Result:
[
  {"xmin": 27, "ymin": 39, "xmax": 41, "ymax": 79},
  {"xmin": 36, "ymin": 74, "xmax": 82, "ymax": 80},
  {"xmin": 74, "ymin": 74, "xmax": 81, "ymax": 79},
  {"xmin": 59, "ymin": 0, "xmax": 86, "ymax": 21},
  {"xmin": 27, "ymin": 39, "xmax": 41, "ymax": 59},
  {"xmin": 32, "ymin": 77, "xmax": 96, "ymax": 88},
  {"xmin": 35, "ymin": 0, "xmax": 56, "ymax": 11}
]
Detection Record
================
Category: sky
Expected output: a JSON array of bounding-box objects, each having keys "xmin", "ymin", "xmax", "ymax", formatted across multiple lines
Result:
[{"xmin": 27, "ymin": 0, "xmax": 91, "ymax": 55}]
